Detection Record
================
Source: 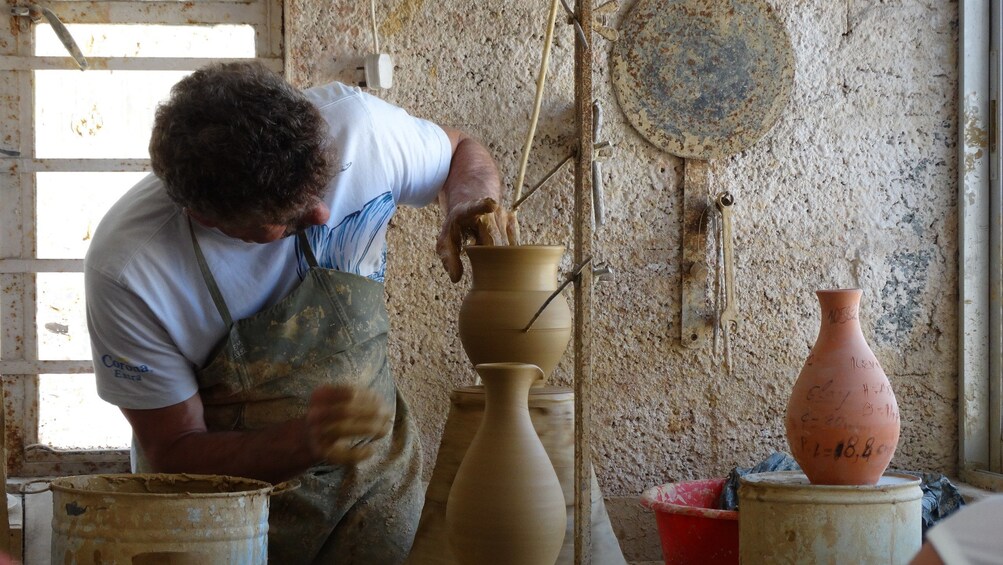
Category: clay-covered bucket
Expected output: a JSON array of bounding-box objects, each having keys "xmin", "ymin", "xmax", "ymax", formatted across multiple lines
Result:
[
  {"xmin": 50, "ymin": 473, "xmax": 271, "ymax": 564},
  {"xmin": 738, "ymin": 470, "xmax": 922, "ymax": 564}
]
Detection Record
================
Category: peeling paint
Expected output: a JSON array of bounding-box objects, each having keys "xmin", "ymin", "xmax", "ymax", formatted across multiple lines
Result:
[{"xmin": 962, "ymin": 94, "xmax": 988, "ymax": 174}]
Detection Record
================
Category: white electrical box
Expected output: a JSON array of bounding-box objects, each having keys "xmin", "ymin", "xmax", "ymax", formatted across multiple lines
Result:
[{"xmin": 362, "ymin": 53, "xmax": 393, "ymax": 90}]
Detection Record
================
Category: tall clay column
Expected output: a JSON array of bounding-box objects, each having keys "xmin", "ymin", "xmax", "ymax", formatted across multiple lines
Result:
[{"xmin": 445, "ymin": 363, "xmax": 566, "ymax": 564}]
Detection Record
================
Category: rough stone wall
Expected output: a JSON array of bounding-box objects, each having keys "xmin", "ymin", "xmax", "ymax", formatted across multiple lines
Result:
[{"xmin": 285, "ymin": 0, "xmax": 959, "ymax": 498}]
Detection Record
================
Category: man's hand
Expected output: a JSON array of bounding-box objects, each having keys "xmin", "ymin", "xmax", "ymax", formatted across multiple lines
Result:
[
  {"xmin": 306, "ymin": 384, "xmax": 393, "ymax": 466},
  {"xmin": 435, "ymin": 195, "xmax": 519, "ymax": 283},
  {"xmin": 435, "ymin": 126, "xmax": 521, "ymax": 283}
]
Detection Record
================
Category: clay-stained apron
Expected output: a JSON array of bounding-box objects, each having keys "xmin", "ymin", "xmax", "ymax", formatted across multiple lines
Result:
[{"xmin": 138, "ymin": 228, "xmax": 423, "ymax": 564}]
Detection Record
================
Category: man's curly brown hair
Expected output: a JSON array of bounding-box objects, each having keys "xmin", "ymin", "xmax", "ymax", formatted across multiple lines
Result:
[{"xmin": 149, "ymin": 61, "xmax": 333, "ymax": 227}]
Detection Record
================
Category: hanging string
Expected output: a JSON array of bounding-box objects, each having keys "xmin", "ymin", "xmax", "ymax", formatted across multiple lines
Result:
[
  {"xmin": 369, "ymin": 0, "xmax": 380, "ymax": 53},
  {"xmin": 512, "ymin": 0, "xmax": 562, "ymax": 205}
]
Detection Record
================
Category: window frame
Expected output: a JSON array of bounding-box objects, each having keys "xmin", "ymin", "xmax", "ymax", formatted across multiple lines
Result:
[
  {"xmin": 0, "ymin": 0, "xmax": 283, "ymax": 477},
  {"xmin": 959, "ymin": 0, "xmax": 1003, "ymax": 491}
]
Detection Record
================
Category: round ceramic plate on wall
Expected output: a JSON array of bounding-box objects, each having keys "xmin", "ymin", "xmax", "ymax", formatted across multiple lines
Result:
[{"xmin": 610, "ymin": 0, "xmax": 796, "ymax": 160}]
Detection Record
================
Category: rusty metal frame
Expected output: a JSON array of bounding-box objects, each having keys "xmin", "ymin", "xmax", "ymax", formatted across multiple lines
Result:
[
  {"xmin": 959, "ymin": 0, "xmax": 1003, "ymax": 491},
  {"xmin": 0, "ymin": 0, "xmax": 283, "ymax": 478},
  {"xmin": 680, "ymin": 160, "xmax": 714, "ymax": 348}
]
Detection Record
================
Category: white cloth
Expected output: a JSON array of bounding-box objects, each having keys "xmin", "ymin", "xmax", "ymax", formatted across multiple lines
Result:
[
  {"xmin": 85, "ymin": 82, "xmax": 450, "ymax": 410},
  {"xmin": 926, "ymin": 495, "xmax": 1003, "ymax": 565}
]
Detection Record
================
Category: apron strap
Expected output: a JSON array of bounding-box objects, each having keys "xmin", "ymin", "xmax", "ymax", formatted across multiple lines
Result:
[
  {"xmin": 188, "ymin": 217, "xmax": 234, "ymax": 328},
  {"xmin": 187, "ymin": 218, "xmax": 320, "ymax": 327},
  {"xmin": 298, "ymin": 231, "xmax": 319, "ymax": 268}
]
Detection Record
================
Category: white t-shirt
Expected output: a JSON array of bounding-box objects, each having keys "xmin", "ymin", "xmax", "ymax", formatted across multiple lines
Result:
[
  {"xmin": 926, "ymin": 495, "xmax": 1003, "ymax": 565},
  {"xmin": 85, "ymin": 82, "xmax": 451, "ymax": 410}
]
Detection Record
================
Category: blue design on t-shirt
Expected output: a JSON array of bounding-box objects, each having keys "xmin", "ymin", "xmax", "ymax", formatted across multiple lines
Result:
[{"xmin": 302, "ymin": 191, "xmax": 395, "ymax": 282}]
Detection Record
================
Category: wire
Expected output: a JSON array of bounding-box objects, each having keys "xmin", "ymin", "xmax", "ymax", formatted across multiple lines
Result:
[
  {"xmin": 369, "ymin": 0, "xmax": 380, "ymax": 53},
  {"xmin": 513, "ymin": 0, "xmax": 561, "ymax": 204}
]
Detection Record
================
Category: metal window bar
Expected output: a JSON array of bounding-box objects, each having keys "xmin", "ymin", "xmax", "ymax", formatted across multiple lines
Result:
[
  {"xmin": 959, "ymin": 0, "xmax": 1003, "ymax": 490},
  {"xmin": 992, "ymin": 0, "xmax": 1003, "ymax": 477},
  {"xmin": 0, "ymin": 0, "xmax": 282, "ymax": 477}
]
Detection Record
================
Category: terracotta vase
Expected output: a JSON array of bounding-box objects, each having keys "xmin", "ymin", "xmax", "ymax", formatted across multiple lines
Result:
[
  {"xmin": 458, "ymin": 245, "xmax": 572, "ymax": 380},
  {"xmin": 785, "ymin": 289, "xmax": 900, "ymax": 485},
  {"xmin": 445, "ymin": 363, "xmax": 567, "ymax": 565}
]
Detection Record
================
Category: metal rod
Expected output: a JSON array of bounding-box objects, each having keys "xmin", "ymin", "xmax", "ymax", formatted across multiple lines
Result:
[
  {"xmin": 522, "ymin": 257, "xmax": 592, "ymax": 332},
  {"xmin": 559, "ymin": 0, "xmax": 589, "ymax": 49},
  {"xmin": 512, "ymin": 0, "xmax": 562, "ymax": 204},
  {"xmin": 512, "ymin": 153, "xmax": 574, "ymax": 210}
]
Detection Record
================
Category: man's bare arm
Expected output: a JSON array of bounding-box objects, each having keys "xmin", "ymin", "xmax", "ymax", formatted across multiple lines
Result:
[{"xmin": 122, "ymin": 385, "xmax": 392, "ymax": 484}]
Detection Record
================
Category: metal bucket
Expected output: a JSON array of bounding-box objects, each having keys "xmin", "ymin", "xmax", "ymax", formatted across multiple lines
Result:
[
  {"xmin": 738, "ymin": 471, "xmax": 922, "ymax": 565},
  {"xmin": 50, "ymin": 473, "xmax": 271, "ymax": 564}
]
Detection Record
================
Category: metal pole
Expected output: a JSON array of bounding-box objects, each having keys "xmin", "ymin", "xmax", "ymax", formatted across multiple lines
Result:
[{"xmin": 572, "ymin": 0, "xmax": 594, "ymax": 562}]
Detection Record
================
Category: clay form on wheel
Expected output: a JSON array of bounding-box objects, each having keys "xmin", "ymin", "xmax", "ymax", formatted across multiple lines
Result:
[
  {"xmin": 458, "ymin": 245, "xmax": 572, "ymax": 380},
  {"xmin": 446, "ymin": 363, "xmax": 566, "ymax": 564}
]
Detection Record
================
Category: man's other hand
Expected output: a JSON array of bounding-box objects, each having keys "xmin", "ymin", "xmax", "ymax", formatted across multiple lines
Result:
[{"xmin": 306, "ymin": 385, "xmax": 392, "ymax": 466}]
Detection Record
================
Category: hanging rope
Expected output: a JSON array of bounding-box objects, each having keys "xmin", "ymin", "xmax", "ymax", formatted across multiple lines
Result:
[{"xmin": 369, "ymin": 0, "xmax": 380, "ymax": 53}]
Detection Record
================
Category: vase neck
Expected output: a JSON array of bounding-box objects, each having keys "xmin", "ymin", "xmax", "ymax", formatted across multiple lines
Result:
[
  {"xmin": 814, "ymin": 290, "xmax": 866, "ymax": 345},
  {"xmin": 467, "ymin": 247, "xmax": 563, "ymax": 291},
  {"xmin": 478, "ymin": 366, "xmax": 540, "ymax": 414}
]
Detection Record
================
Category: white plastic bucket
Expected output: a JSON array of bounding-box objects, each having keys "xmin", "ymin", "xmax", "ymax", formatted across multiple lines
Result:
[{"xmin": 738, "ymin": 471, "xmax": 922, "ymax": 565}]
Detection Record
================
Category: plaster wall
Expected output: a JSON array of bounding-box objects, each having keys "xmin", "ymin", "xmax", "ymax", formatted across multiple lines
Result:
[{"xmin": 285, "ymin": 0, "xmax": 959, "ymax": 499}]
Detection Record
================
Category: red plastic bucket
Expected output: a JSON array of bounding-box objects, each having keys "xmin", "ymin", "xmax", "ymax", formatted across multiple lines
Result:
[{"xmin": 640, "ymin": 478, "xmax": 739, "ymax": 565}]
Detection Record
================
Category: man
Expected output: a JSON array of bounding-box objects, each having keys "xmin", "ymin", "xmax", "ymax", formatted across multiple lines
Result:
[
  {"xmin": 84, "ymin": 61, "xmax": 514, "ymax": 563},
  {"xmin": 909, "ymin": 495, "xmax": 1003, "ymax": 565}
]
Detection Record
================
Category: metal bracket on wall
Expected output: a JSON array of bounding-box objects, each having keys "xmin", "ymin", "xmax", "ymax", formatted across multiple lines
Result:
[
  {"xmin": 9, "ymin": 4, "xmax": 88, "ymax": 70},
  {"xmin": 522, "ymin": 258, "xmax": 614, "ymax": 333},
  {"xmin": 680, "ymin": 159, "xmax": 714, "ymax": 348}
]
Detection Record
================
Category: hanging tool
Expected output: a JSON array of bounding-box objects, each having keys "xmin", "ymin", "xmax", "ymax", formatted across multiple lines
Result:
[
  {"xmin": 716, "ymin": 192, "xmax": 738, "ymax": 373},
  {"xmin": 610, "ymin": 0, "xmax": 793, "ymax": 349},
  {"xmin": 591, "ymin": 101, "xmax": 611, "ymax": 227}
]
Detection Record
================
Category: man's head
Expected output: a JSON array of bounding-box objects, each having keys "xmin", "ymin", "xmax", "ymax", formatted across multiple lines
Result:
[{"xmin": 150, "ymin": 61, "xmax": 333, "ymax": 240}]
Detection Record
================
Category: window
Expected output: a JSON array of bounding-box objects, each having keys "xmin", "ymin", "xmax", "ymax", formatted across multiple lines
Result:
[
  {"xmin": 959, "ymin": 0, "xmax": 1003, "ymax": 490},
  {"xmin": 0, "ymin": 0, "xmax": 282, "ymax": 477}
]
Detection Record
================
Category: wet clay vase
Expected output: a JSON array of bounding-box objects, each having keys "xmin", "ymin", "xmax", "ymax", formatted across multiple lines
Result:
[
  {"xmin": 458, "ymin": 246, "xmax": 572, "ymax": 380},
  {"xmin": 445, "ymin": 363, "xmax": 566, "ymax": 565},
  {"xmin": 407, "ymin": 386, "xmax": 627, "ymax": 565},
  {"xmin": 785, "ymin": 289, "xmax": 900, "ymax": 485}
]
